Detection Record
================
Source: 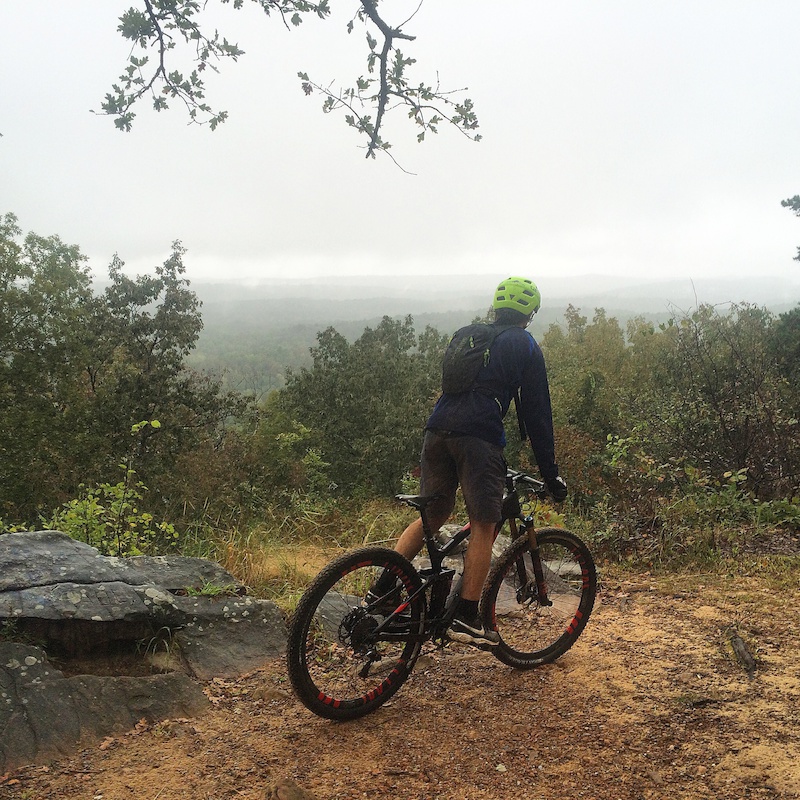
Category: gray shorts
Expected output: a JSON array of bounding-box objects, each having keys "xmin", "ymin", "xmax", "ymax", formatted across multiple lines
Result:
[{"xmin": 419, "ymin": 429, "xmax": 506, "ymax": 524}]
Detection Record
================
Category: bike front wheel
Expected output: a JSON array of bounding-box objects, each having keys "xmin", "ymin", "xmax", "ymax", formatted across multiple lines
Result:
[
  {"xmin": 286, "ymin": 547, "xmax": 425, "ymax": 720},
  {"xmin": 482, "ymin": 527, "xmax": 596, "ymax": 669}
]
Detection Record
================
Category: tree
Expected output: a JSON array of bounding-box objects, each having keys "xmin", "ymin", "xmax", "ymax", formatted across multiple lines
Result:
[
  {"xmin": 0, "ymin": 216, "xmax": 243, "ymax": 525},
  {"xmin": 277, "ymin": 315, "xmax": 446, "ymax": 496},
  {"xmin": 631, "ymin": 304, "xmax": 799, "ymax": 499},
  {"xmin": 99, "ymin": 0, "xmax": 480, "ymax": 160},
  {"xmin": 83, "ymin": 244, "xmax": 247, "ymax": 503},
  {"xmin": 0, "ymin": 213, "xmax": 98, "ymax": 518},
  {"xmin": 782, "ymin": 195, "xmax": 800, "ymax": 261},
  {"xmin": 770, "ymin": 305, "xmax": 800, "ymax": 388},
  {"xmin": 541, "ymin": 306, "xmax": 628, "ymax": 441}
]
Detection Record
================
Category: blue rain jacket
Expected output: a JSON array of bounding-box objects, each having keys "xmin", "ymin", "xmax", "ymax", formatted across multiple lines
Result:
[{"xmin": 426, "ymin": 323, "xmax": 558, "ymax": 481}]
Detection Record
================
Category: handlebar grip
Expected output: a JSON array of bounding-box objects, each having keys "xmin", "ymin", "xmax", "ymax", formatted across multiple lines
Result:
[{"xmin": 506, "ymin": 468, "xmax": 547, "ymax": 494}]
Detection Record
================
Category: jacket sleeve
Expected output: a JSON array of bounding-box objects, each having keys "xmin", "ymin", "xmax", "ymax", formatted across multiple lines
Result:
[{"xmin": 519, "ymin": 341, "xmax": 559, "ymax": 482}]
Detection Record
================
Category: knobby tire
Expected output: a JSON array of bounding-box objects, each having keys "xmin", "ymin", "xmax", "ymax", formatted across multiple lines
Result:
[
  {"xmin": 482, "ymin": 527, "xmax": 596, "ymax": 669},
  {"xmin": 286, "ymin": 547, "xmax": 425, "ymax": 720}
]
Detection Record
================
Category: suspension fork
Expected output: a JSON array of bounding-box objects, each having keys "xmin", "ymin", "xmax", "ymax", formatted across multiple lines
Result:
[
  {"xmin": 509, "ymin": 517, "xmax": 551, "ymax": 606},
  {"xmin": 526, "ymin": 523, "xmax": 552, "ymax": 606},
  {"xmin": 508, "ymin": 518, "xmax": 528, "ymax": 590}
]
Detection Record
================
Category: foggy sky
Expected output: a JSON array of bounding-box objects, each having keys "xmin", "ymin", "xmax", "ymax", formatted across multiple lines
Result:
[{"xmin": 2, "ymin": 1, "xmax": 800, "ymax": 297}]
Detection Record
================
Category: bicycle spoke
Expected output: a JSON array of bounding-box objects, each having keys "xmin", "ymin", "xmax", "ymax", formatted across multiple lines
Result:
[
  {"xmin": 287, "ymin": 548, "xmax": 424, "ymax": 720},
  {"xmin": 483, "ymin": 528, "xmax": 596, "ymax": 669}
]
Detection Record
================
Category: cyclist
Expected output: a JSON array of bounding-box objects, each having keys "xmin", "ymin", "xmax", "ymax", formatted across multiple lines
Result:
[{"xmin": 376, "ymin": 276, "xmax": 567, "ymax": 648}]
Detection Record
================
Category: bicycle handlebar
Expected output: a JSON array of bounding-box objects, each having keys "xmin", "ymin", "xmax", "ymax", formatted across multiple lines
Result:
[
  {"xmin": 506, "ymin": 468, "xmax": 550, "ymax": 499},
  {"xmin": 396, "ymin": 468, "xmax": 552, "ymax": 512}
]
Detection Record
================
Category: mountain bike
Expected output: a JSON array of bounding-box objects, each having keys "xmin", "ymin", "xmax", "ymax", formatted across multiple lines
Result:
[{"xmin": 286, "ymin": 468, "xmax": 597, "ymax": 720}]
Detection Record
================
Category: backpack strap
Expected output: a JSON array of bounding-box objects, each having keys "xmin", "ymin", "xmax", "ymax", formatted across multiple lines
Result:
[
  {"xmin": 493, "ymin": 325, "xmax": 527, "ymax": 441},
  {"xmin": 483, "ymin": 325, "xmax": 527, "ymax": 441},
  {"xmin": 513, "ymin": 388, "xmax": 527, "ymax": 441},
  {"xmin": 488, "ymin": 325, "xmax": 527, "ymax": 441}
]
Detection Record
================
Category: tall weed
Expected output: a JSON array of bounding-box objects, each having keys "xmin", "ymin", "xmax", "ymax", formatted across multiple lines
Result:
[
  {"xmin": 183, "ymin": 497, "xmax": 419, "ymax": 608},
  {"xmin": 42, "ymin": 469, "xmax": 179, "ymax": 557}
]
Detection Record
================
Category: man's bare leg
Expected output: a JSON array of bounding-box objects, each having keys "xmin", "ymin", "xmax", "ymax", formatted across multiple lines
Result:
[
  {"xmin": 393, "ymin": 512, "xmax": 448, "ymax": 561},
  {"xmin": 459, "ymin": 520, "xmax": 497, "ymax": 601},
  {"xmin": 395, "ymin": 517, "xmax": 495, "ymax": 600},
  {"xmin": 394, "ymin": 518, "xmax": 424, "ymax": 561}
]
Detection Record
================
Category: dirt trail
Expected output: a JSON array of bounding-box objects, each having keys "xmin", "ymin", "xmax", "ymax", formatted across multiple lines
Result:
[{"xmin": 3, "ymin": 570, "xmax": 799, "ymax": 800}]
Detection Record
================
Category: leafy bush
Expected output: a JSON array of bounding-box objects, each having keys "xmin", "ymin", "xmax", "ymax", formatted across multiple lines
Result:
[
  {"xmin": 40, "ymin": 422, "xmax": 179, "ymax": 556},
  {"xmin": 43, "ymin": 467, "xmax": 179, "ymax": 556},
  {"xmin": 580, "ymin": 437, "xmax": 800, "ymax": 567}
]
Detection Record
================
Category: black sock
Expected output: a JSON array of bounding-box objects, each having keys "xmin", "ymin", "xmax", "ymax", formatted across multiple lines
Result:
[
  {"xmin": 456, "ymin": 598, "xmax": 479, "ymax": 621},
  {"xmin": 374, "ymin": 570, "xmax": 397, "ymax": 594}
]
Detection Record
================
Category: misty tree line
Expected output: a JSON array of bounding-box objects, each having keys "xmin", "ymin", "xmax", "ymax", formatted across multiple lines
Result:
[{"xmin": 1, "ymin": 213, "xmax": 799, "ymax": 553}]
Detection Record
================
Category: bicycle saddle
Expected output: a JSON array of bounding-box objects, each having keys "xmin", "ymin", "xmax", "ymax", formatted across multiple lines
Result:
[{"xmin": 394, "ymin": 494, "xmax": 442, "ymax": 510}]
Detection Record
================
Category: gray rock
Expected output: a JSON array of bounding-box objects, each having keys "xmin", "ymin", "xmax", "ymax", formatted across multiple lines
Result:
[
  {"xmin": 0, "ymin": 531, "xmax": 287, "ymax": 676},
  {"xmin": 0, "ymin": 642, "xmax": 209, "ymax": 772},
  {"xmin": 170, "ymin": 594, "xmax": 287, "ymax": 680},
  {"xmin": 0, "ymin": 530, "xmax": 289, "ymax": 769},
  {"xmin": 0, "ymin": 530, "xmax": 240, "ymax": 593}
]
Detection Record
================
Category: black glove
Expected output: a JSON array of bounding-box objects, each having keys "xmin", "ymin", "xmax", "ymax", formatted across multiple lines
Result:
[{"xmin": 545, "ymin": 475, "xmax": 568, "ymax": 503}]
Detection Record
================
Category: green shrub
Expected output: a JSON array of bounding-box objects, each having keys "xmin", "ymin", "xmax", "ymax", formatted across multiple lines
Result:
[{"xmin": 43, "ymin": 467, "xmax": 179, "ymax": 557}]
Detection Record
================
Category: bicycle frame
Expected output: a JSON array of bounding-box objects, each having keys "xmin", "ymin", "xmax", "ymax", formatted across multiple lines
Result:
[
  {"xmin": 366, "ymin": 469, "xmax": 554, "ymax": 643},
  {"xmin": 286, "ymin": 466, "xmax": 596, "ymax": 719}
]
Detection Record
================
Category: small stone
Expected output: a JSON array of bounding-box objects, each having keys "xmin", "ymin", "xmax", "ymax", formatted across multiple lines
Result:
[{"xmin": 266, "ymin": 778, "xmax": 319, "ymax": 800}]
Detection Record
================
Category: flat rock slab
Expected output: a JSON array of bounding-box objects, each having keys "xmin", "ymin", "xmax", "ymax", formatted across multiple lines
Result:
[
  {"xmin": 0, "ymin": 642, "xmax": 210, "ymax": 772},
  {"xmin": 0, "ymin": 530, "xmax": 238, "ymax": 593},
  {"xmin": 0, "ymin": 531, "xmax": 291, "ymax": 770},
  {"xmin": 0, "ymin": 531, "xmax": 287, "ymax": 678}
]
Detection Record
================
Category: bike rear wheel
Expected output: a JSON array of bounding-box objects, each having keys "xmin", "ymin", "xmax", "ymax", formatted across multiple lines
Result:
[
  {"xmin": 482, "ymin": 527, "xmax": 596, "ymax": 669},
  {"xmin": 286, "ymin": 547, "xmax": 425, "ymax": 720}
]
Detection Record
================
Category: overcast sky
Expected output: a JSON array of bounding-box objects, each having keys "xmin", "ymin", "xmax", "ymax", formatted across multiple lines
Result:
[{"xmin": 2, "ymin": 1, "xmax": 800, "ymax": 300}]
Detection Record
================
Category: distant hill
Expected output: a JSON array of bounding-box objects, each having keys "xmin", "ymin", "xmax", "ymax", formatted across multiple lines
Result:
[
  {"xmin": 191, "ymin": 271, "xmax": 799, "ymax": 323},
  {"xmin": 187, "ymin": 273, "xmax": 799, "ymax": 395}
]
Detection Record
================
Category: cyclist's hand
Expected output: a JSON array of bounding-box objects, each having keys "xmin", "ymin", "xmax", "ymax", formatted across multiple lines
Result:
[{"xmin": 546, "ymin": 476, "xmax": 568, "ymax": 503}]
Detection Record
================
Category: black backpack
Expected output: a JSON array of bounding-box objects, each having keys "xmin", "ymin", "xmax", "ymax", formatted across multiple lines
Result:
[
  {"xmin": 440, "ymin": 322, "xmax": 527, "ymax": 439},
  {"xmin": 441, "ymin": 323, "xmax": 513, "ymax": 394}
]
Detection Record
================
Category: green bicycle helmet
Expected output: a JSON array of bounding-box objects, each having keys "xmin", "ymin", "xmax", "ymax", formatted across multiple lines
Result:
[{"xmin": 493, "ymin": 276, "xmax": 541, "ymax": 315}]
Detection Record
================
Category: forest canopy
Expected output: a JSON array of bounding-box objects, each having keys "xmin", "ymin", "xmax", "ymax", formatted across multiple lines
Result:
[{"xmin": 1, "ymin": 214, "xmax": 798, "ymax": 565}]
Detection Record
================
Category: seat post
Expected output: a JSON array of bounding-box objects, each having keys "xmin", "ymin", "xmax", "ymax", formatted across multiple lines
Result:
[
  {"xmin": 395, "ymin": 493, "xmax": 447, "ymax": 567},
  {"xmin": 419, "ymin": 505, "xmax": 436, "ymax": 542},
  {"xmin": 419, "ymin": 506, "xmax": 448, "ymax": 571}
]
